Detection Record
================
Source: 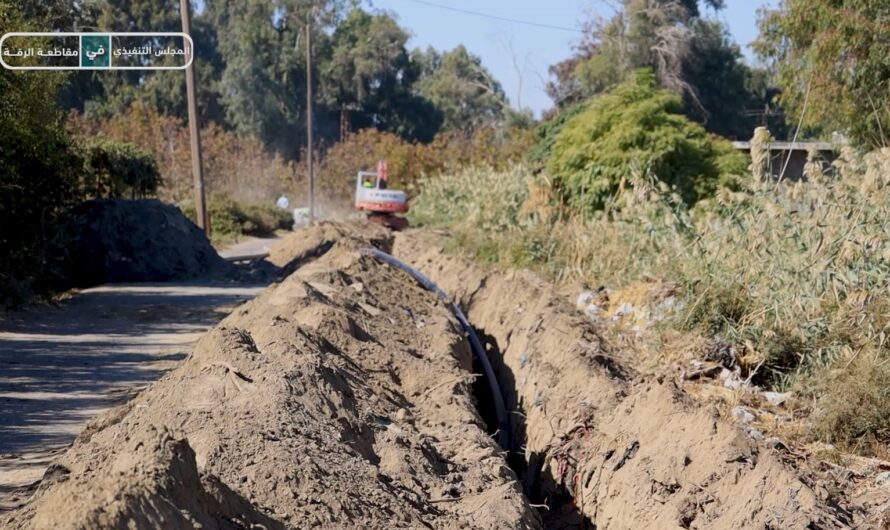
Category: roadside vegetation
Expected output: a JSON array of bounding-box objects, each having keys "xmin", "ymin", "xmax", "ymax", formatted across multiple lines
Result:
[
  {"xmin": 412, "ymin": 143, "xmax": 890, "ymax": 457},
  {"xmin": 412, "ymin": 89, "xmax": 890, "ymax": 459},
  {"xmin": 0, "ymin": 0, "xmax": 531, "ymax": 304},
  {"xmin": 407, "ymin": 0, "xmax": 890, "ymax": 457}
]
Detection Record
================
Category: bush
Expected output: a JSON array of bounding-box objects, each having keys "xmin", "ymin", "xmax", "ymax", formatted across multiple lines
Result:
[
  {"xmin": 411, "ymin": 146, "xmax": 890, "ymax": 455},
  {"xmin": 409, "ymin": 165, "xmax": 531, "ymax": 232},
  {"xmin": 545, "ymin": 70, "xmax": 746, "ymax": 215},
  {"xmin": 810, "ymin": 357, "xmax": 890, "ymax": 457},
  {"xmin": 312, "ymin": 127, "xmax": 535, "ymax": 203},
  {"xmin": 0, "ymin": 6, "xmax": 81, "ymax": 306},
  {"xmin": 79, "ymin": 140, "xmax": 161, "ymax": 199},
  {"xmin": 527, "ymin": 102, "xmax": 584, "ymax": 169},
  {"xmin": 67, "ymin": 104, "xmax": 298, "ymax": 205},
  {"xmin": 180, "ymin": 194, "xmax": 292, "ymax": 246}
]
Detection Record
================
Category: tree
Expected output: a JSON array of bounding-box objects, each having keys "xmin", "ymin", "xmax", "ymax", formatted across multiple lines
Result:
[
  {"xmin": 755, "ymin": 0, "xmax": 890, "ymax": 148},
  {"xmin": 546, "ymin": 70, "xmax": 746, "ymax": 215},
  {"xmin": 680, "ymin": 19, "xmax": 775, "ymax": 139},
  {"xmin": 319, "ymin": 9, "xmax": 441, "ymax": 142},
  {"xmin": 58, "ymin": 0, "xmax": 227, "ymax": 126},
  {"xmin": 545, "ymin": 0, "xmax": 771, "ymax": 139},
  {"xmin": 0, "ymin": 1, "xmax": 83, "ymax": 303},
  {"xmin": 207, "ymin": 0, "xmax": 360, "ymax": 155},
  {"xmin": 413, "ymin": 45, "xmax": 507, "ymax": 134}
]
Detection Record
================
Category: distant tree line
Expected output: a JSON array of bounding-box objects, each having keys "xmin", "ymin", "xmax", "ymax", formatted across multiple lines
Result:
[{"xmin": 41, "ymin": 0, "xmax": 515, "ymax": 158}]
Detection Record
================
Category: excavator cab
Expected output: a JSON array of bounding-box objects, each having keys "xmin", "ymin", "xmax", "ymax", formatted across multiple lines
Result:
[{"xmin": 354, "ymin": 161, "xmax": 408, "ymax": 229}]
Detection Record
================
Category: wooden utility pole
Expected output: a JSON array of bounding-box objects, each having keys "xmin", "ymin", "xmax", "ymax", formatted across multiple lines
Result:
[
  {"xmin": 305, "ymin": 13, "xmax": 315, "ymax": 222},
  {"xmin": 180, "ymin": 0, "xmax": 207, "ymax": 234}
]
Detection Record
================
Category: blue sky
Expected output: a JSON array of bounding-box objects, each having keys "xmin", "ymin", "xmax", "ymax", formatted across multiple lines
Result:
[{"xmin": 366, "ymin": 0, "xmax": 780, "ymax": 117}]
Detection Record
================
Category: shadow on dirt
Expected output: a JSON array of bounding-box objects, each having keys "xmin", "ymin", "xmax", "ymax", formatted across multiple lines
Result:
[
  {"xmin": 472, "ymin": 328, "xmax": 595, "ymax": 530},
  {"xmin": 0, "ymin": 273, "xmax": 269, "ymax": 459}
]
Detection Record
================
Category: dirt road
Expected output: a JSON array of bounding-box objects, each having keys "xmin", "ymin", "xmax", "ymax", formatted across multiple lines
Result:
[{"xmin": 0, "ymin": 281, "xmax": 265, "ymax": 509}]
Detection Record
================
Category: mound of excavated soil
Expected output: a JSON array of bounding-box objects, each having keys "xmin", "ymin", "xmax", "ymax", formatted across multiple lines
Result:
[
  {"xmin": 394, "ymin": 230, "xmax": 857, "ymax": 529},
  {"xmin": 64, "ymin": 199, "xmax": 228, "ymax": 286},
  {"xmin": 6, "ymin": 222, "xmax": 538, "ymax": 530},
  {"xmin": 266, "ymin": 220, "xmax": 393, "ymax": 272},
  {"xmin": 11, "ymin": 220, "xmax": 874, "ymax": 529}
]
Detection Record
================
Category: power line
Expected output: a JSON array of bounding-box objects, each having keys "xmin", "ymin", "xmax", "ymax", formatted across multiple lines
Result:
[{"xmin": 399, "ymin": 0, "xmax": 584, "ymax": 34}]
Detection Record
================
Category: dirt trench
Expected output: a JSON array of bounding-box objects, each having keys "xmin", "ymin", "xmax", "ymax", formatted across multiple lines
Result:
[
  {"xmin": 5, "ymin": 224, "xmax": 538, "ymax": 530},
  {"xmin": 393, "ymin": 230, "xmax": 856, "ymax": 529},
  {"xmin": 3, "ymin": 221, "xmax": 867, "ymax": 529}
]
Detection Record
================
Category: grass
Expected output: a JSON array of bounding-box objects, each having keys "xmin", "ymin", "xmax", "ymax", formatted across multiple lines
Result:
[
  {"xmin": 410, "ymin": 148, "xmax": 890, "ymax": 456},
  {"xmin": 180, "ymin": 193, "xmax": 292, "ymax": 247}
]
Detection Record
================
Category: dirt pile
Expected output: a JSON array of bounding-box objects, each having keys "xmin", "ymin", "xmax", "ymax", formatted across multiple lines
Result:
[
  {"xmin": 266, "ymin": 220, "xmax": 392, "ymax": 271},
  {"xmin": 64, "ymin": 199, "xmax": 228, "ymax": 286},
  {"xmin": 24, "ymin": 426, "xmax": 281, "ymax": 530},
  {"xmin": 6, "ymin": 222, "xmax": 538, "ymax": 529},
  {"xmin": 394, "ymin": 231, "xmax": 856, "ymax": 529}
]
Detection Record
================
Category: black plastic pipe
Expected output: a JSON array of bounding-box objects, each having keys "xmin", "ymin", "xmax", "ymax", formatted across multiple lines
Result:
[{"xmin": 360, "ymin": 247, "xmax": 511, "ymax": 452}]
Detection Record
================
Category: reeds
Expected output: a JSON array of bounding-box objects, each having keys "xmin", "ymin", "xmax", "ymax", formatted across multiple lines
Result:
[{"xmin": 411, "ymin": 149, "xmax": 890, "ymax": 455}]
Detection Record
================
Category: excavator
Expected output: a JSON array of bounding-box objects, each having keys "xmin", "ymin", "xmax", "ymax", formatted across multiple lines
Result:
[{"xmin": 354, "ymin": 160, "xmax": 409, "ymax": 230}]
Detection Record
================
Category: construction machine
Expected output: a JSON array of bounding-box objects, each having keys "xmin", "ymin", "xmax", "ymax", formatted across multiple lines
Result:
[{"xmin": 355, "ymin": 160, "xmax": 409, "ymax": 230}]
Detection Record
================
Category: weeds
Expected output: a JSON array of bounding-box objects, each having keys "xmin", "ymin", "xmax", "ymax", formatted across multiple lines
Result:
[
  {"xmin": 180, "ymin": 194, "xmax": 292, "ymax": 247},
  {"xmin": 411, "ymin": 148, "xmax": 890, "ymax": 455}
]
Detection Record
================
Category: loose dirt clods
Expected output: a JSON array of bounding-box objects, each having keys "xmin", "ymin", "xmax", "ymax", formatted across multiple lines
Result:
[
  {"xmin": 5, "ymin": 221, "xmax": 880, "ymax": 528},
  {"xmin": 6, "ymin": 222, "xmax": 537, "ymax": 529},
  {"xmin": 394, "ymin": 229, "xmax": 859, "ymax": 529}
]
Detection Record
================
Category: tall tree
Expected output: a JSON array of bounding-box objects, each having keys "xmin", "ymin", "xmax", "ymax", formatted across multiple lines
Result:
[
  {"xmin": 319, "ymin": 9, "xmax": 440, "ymax": 141},
  {"xmin": 206, "ymin": 0, "xmax": 357, "ymax": 155},
  {"xmin": 680, "ymin": 19, "xmax": 775, "ymax": 139},
  {"xmin": 413, "ymin": 45, "xmax": 507, "ymax": 134},
  {"xmin": 57, "ymin": 0, "xmax": 226, "ymax": 126},
  {"xmin": 0, "ymin": 1, "xmax": 83, "ymax": 302},
  {"xmin": 755, "ymin": 0, "xmax": 890, "ymax": 148},
  {"xmin": 545, "ymin": 0, "xmax": 772, "ymax": 139}
]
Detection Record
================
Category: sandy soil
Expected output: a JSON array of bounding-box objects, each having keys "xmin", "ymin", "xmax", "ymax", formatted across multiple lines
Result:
[
  {"xmin": 0, "ymin": 282, "xmax": 265, "ymax": 511},
  {"xmin": 218, "ymin": 236, "xmax": 283, "ymax": 261},
  {"xmin": 393, "ymin": 229, "xmax": 863, "ymax": 529},
  {"xmin": 5, "ymin": 221, "xmax": 887, "ymax": 528},
  {"xmin": 4, "ymin": 224, "xmax": 538, "ymax": 529}
]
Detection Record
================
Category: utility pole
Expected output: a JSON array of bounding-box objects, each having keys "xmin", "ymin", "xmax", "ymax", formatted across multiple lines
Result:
[
  {"xmin": 180, "ymin": 0, "xmax": 207, "ymax": 234},
  {"xmin": 305, "ymin": 12, "xmax": 315, "ymax": 223}
]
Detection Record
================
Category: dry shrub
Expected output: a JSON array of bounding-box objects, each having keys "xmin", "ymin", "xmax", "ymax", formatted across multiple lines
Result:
[
  {"xmin": 67, "ymin": 104, "xmax": 299, "ymax": 205},
  {"xmin": 69, "ymin": 107, "xmax": 533, "ymax": 214},
  {"xmin": 411, "ymin": 148, "xmax": 890, "ymax": 454},
  {"xmin": 810, "ymin": 356, "xmax": 890, "ymax": 458},
  {"xmin": 311, "ymin": 126, "xmax": 535, "ymax": 204}
]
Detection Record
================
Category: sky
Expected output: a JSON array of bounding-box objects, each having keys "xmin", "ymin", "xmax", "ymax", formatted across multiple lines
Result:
[{"xmin": 366, "ymin": 0, "xmax": 780, "ymax": 117}]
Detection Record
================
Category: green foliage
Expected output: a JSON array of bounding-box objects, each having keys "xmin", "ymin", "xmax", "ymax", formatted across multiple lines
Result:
[
  {"xmin": 546, "ymin": 0, "xmax": 779, "ymax": 139},
  {"xmin": 180, "ymin": 194, "xmax": 291, "ymax": 246},
  {"xmin": 55, "ymin": 1, "xmax": 520, "ymax": 159},
  {"xmin": 314, "ymin": 127, "xmax": 535, "ymax": 201},
  {"xmin": 411, "ymin": 147, "xmax": 890, "ymax": 454},
  {"xmin": 79, "ymin": 141, "xmax": 161, "ymax": 199},
  {"xmin": 212, "ymin": 0, "xmax": 315, "ymax": 154},
  {"xmin": 680, "ymin": 19, "xmax": 779, "ymax": 139},
  {"xmin": 319, "ymin": 9, "xmax": 441, "ymax": 141},
  {"xmin": 527, "ymin": 103, "xmax": 584, "ymax": 169},
  {"xmin": 414, "ymin": 45, "xmax": 507, "ymax": 133},
  {"xmin": 0, "ymin": 2, "xmax": 81, "ymax": 305},
  {"xmin": 755, "ymin": 0, "xmax": 890, "ymax": 148},
  {"xmin": 546, "ymin": 71, "xmax": 746, "ymax": 214},
  {"xmin": 59, "ymin": 0, "xmax": 227, "ymax": 126},
  {"xmin": 409, "ymin": 166, "xmax": 530, "ymax": 231}
]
